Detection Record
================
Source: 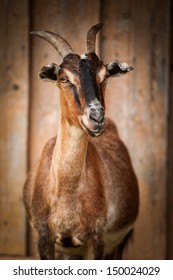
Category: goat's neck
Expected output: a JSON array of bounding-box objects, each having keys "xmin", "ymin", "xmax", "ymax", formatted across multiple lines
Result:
[{"xmin": 51, "ymin": 112, "xmax": 88, "ymax": 193}]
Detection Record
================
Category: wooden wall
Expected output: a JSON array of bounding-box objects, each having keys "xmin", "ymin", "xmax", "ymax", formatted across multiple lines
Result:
[
  {"xmin": 167, "ymin": 0, "xmax": 173, "ymax": 260},
  {"xmin": 0, "ymin": 0, "xmax": 29, "ymax": 255},
  {"xmin": 0, "ymin": 0, "xmax": 172, "ymax": 259}
]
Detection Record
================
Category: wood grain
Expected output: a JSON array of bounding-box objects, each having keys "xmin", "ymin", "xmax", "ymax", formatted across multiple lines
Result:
[
  {"xmin": 0, "ymin": 0, "xmax": 29, "ymax": 255},
  {"xmin": 167, "ymin": 0, "xmax": 173, "ymax": 260}
]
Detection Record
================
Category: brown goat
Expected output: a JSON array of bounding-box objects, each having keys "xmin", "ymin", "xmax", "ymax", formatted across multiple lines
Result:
[{"xmin": 23, "ymin": 23, "xmax": 139, "ymax": 260}]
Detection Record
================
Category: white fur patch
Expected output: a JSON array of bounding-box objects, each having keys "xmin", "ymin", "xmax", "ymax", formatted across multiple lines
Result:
[
  {"xmin": 80, "ymin": 53, "xmax": 88, "ymax": 60},
  {"xmin": 89, "ymin": 99, "xmax": 101, "ymax": 108},
  {"xmin": 63, "ymin": 69, "xmax": 75, "ymax": 84},
  {"xmin": 98, "ymin": 65, "xmax": 106, "ymax": 82},
  {"xmin": 118, "ymin": 61, "xmax": 129, "ymax": 70}
]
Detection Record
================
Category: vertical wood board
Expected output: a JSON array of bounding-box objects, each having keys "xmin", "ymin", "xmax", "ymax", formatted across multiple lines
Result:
[
  {"xmin": 0, "ymin": 0, "xmax": 29, "ymax": 255},
  {"xmin": 167, "ymin": 0, "xmax": 173, "ymax": 260}
]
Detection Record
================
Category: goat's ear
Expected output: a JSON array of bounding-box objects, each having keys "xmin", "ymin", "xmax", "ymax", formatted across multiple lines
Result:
[
  {"xmin": 38, "ymin": 63, "xmax": 59, "ymax": 82},
  {"xmin": 107, "ymin": 60, "xmax": 133, "ymax": 77}
]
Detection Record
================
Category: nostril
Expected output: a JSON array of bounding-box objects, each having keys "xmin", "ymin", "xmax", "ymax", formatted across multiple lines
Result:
[
  {"xmin": 89, "ymin": 107, "xmax": 105, "ymax": 123},
  {"xmin": 89, "ymin": 114, "xmax": 98, "ymax": 123},
  {"xmin": 90, "ymin": 108, "xmax": 95, "ymax": 113},
  {"xmin": 89, "ymin": 114, "xmax": 104, "ymax": 123}
]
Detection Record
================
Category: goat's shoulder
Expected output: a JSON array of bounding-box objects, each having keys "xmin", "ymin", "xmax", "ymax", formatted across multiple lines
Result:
[
  {"xmin": 27, "ymin": 137, "xmax": 57, "ymax": 225},
  {"xmin": 31, "ymin": 137, "xmax": 57, "ymax": 197},
  {"xmin": 91, "ymin": 118, "xmax": 139, "ymax": 229},
  {"xmin": 41, "ymin": 136, "xmax": 57, "ymax": 160},
  {"xmin": 37, "ymin": 136, "xmax": 57, "ymax": 172},
  {"xmin": 23, "ymin": 137, "xmax": 57, "ymax": 224}
]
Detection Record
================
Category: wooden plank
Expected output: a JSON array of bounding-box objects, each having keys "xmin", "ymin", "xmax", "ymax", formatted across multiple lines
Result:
[
  {"xmin": 0, "ymin": 0, "xmax": 29, "ymax": 255},
  {"xmin": 167, "ymin": 0, "xmax": 173, "ymax": 260},
  {"xmin": 29, "ymin": 0, "xmax": 100, "ymax": 255},
  {"xmin": 101, "ymin": 0, "xmax": 169, "ymax": 259}
]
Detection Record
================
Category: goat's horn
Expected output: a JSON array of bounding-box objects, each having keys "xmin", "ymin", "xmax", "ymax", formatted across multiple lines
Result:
[
  {"xmin": 86, "ymin": 23, "xmax": 103, "ymax": 53},
  {"xmin": 30, "ymin": 30, "xmax": 74, "ymax": 58}
]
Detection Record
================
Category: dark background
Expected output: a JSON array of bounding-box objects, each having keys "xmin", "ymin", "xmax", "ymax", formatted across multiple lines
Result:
[{"xmin": 0, "ymin": 0, "xmax": 172, "ymax": 259}]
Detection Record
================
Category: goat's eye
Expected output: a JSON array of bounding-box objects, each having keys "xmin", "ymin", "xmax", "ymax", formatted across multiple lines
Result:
[{"xmin": 60, "ymin": 77, "xmax": 68, "ymax": 83}]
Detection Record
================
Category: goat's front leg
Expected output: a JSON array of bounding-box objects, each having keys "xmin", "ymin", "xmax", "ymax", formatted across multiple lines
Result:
[
  {"xmin": 38, "ymin": 234, "xmax": 55, "ymax": 260},
  {"xmin": 84, "ymin": 236, "xmax": 104, "ymax": 260}
]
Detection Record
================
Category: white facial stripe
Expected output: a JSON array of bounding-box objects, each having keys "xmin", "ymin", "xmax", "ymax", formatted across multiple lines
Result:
[
  {"xmin": 89, "ymin": 99, "xmax": 101, "ymax": 108},
  {"xmin": 63, "ymin": 69, "xmax": 75, "ymax": 84},
  {"xmin": 97, "ymin": 65, "xmax": 106, "ymax": 81},
  {"xmin": 80, "ymin": 53, "xmax": 88, "ymax": 59}
]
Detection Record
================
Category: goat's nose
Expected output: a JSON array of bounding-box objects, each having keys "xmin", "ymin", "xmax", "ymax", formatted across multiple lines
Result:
[{"xmin": 89, "ymin": 106, "xmax": 105, "ymax": 123}]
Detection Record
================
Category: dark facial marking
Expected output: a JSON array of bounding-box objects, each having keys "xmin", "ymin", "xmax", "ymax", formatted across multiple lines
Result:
[
  {"xmin": 61, "ymin": 53, "xmax": 81, "ymax": 75},
  {"xmin": 60, "ymin": 53, "xmax": 103, "ymax": 108},
  {"xmin": 79, "ymin": 59, "xmax": 100, "ymax": 104},
  {"xmin": 70, "ymin": 84, "xmax": 81, "ymax": 108}
]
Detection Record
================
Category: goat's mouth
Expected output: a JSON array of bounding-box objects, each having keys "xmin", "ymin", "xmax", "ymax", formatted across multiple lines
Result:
[{"xmin": 79, "ymin": 116, "xmax": 106, "ymax": 137}]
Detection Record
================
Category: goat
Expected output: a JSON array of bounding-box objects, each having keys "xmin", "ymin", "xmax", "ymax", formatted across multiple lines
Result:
[{"xmin": 23, "ymin": 23, "xmax": 139, "ymax": 260}]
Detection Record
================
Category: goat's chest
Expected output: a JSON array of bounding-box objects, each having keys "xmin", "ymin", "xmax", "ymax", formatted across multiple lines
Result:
[
  {"xmin": 50, "ymin": 193, "xmax": 80, "ymax": 228},
  {"xmin": 49, "ymin": 188, "xmax": 106, "ymax": 249},
  {"xmin": 49, "ymin": 194, "xmax": 83, "ymax": 248}
]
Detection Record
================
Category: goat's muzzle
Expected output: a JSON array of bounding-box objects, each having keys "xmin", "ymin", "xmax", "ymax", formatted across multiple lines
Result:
[{"xmin": 79, "ymin": 103, "xmax": 106, "ymax": 137}]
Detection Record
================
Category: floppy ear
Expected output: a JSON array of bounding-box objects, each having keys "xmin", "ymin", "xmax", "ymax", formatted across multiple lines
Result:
[
  {"xmin": 107, "ymin": 60, "xmax": 133, "ymax": 77},
  {"xmin": 38, "ymin": 63, "xmax": 59, "ymax": 82}
]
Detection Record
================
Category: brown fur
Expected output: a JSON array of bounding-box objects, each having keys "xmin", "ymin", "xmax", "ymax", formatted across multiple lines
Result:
[
  {"xmin": 23, "ymin": 35, "xmax": 139, "ymax": 260},
  {"xmin": 24, "ymin": 118, "xmax": 139, "ymax": 259}
]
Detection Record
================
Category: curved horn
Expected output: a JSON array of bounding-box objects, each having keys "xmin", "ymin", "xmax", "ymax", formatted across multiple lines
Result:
[
  {"xmin": 30, "ymin": 30, "xmax": 74, "ymax": 58},
  {"xmin": 86, "ymin": 23, "xmax": 103, "ymax": 53}
]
